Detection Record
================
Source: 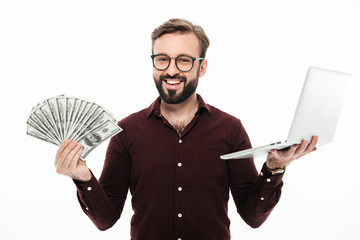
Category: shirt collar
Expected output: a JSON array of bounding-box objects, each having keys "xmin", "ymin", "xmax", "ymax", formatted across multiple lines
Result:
[{"xmin": 146, "ymin": 94, "xmax": 211, "ymax": 119}]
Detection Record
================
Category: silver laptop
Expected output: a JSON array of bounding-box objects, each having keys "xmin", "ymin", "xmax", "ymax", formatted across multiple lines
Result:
[{"xmin": 220, "ymin": 66, "xmax": 352, "ymax": 160}]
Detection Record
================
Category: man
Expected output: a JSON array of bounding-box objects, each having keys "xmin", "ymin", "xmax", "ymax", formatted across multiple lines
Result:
[{"xmin": 55, "ymin": 19, "xmax": 318, "ymax": 240}]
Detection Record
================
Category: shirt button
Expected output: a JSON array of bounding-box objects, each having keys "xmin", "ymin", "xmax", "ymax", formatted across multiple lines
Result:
[
  {"xmin": 178, "ymin": 238, "xmax": 182, "ymax": 240},
  {"xmin": 87, "ymin": 186, "xmax": 92, "ymax": 191},
  {"xmin": 178, "ymin": 213, "xmax": 182, "ymax": 218},
  {"xmin": 260, "ymin": 197, "xmax": 265, "ymax": 201},
  {"xmin": 178, "ymin": 187, "xmax": 183, "ymax": 192},
  {"xmin": 266, "ymin": 178, "xmax": 271, "ymax": 182},
  {"xmin": 85, "ymin": 207, "xmax": 89, "ymax": 211},
  {"xmin": 177, "ymin": 162, "xmax": 182, "ymax": 167},
  {"xmin": 260, "ymin": 171, "xmax": 264, "ymax": 176},
  {"xmin": 178, "ymin": 139, "xmax": 182, "ymax": 143}
]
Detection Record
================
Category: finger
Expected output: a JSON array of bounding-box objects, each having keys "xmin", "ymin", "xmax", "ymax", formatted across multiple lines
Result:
[
  {"xmin": 70, "ymin": 145, "xmax": 83, "ymax": 171},
  {"xmin": 306, "ymin": 135, "xmax": 318, "ymax": 151},
  {"xmin": 78, "ymin": 156, "xmax": 87, "ymax": 166},
  {"xmin": 294, "ymin": 140, "xmax": 308, "ymax": 156},
  {"xmin": 268, "ymin": 149, "xmax": 281, "ymax": 159},
  {"xmin": 287, "ymin": 144, "xmax": 299, "ymax": 156},
  {"xmin": 57, "ymin": 140, "xmax": 79, "ymax": 170},
  {"xmin": 300, "ymin": 136, "xmax": 318, "ymax": 156},
  {"xmin": 298, "ymin": 138, "xmax": 319, "ymax": 158},
  {"xmin": 63, "ymin": 142, "xmax": 82, "ymax": 170},
  {"xmin": 55, "ymin": 139, "xmax": 71, "ymax": 166}
]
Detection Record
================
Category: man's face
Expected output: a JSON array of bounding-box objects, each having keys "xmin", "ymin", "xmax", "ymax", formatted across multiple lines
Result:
[{"xmin": 152, "ymin": 32, "xmax": 207, "ymax": 104}]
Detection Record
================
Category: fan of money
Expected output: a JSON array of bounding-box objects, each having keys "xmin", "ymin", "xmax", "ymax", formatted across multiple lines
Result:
[{"xmin": 26, "ymin": 95, "xmax": 122, "ymax": 158}]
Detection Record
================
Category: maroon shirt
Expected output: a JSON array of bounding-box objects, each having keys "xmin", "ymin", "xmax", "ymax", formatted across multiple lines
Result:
[{"xmin": 74, "ymin": 95, "xmax": 284, "ymax": 240}]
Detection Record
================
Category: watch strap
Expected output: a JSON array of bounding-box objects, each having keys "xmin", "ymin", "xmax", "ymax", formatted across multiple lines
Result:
[{"xmin": 265, "ymin": 164, "xmax": 286, "ymax": 175}]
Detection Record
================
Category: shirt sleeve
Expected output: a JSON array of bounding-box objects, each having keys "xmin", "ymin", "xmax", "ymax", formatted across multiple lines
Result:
[
  {"xmin": 228, "ymin": 120, "xmax": 284, "ymax": 228},
  {"xmin": 73, "ymin": 122, "xmax": 131, "ymax": 231}
]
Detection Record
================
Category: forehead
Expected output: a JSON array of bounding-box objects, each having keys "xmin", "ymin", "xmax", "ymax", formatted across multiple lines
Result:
[{"xmin": 153, "ymin": 32, "xmax": 200, "ymax": 56}]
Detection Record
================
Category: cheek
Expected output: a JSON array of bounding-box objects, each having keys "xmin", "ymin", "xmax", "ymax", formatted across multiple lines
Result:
[{"xmin": 153, "ymin": 71, "xmax": 162, "ymax": 81}]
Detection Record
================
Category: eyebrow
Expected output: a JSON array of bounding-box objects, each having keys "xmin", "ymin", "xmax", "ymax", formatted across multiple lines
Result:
[{"xmin": 153, "ymin": 53, "xmax": 198, "ymax": 58}]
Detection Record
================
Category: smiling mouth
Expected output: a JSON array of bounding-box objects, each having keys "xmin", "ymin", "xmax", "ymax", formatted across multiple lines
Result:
[{"xmin": 164, "ymin": 79, "xmax": 182, "ymax": 85}]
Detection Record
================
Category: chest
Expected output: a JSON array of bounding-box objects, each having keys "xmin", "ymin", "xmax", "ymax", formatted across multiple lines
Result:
[
  {"xmin": 163, "ymin": 114, "xmax": 194, "ymax": 136},
  {"xmin": 127, "ymin": 117, "xmax": 231, "ymax": 191}
]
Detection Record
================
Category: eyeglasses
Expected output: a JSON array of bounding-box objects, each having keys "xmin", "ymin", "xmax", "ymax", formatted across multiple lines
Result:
[{"xmin": 151, "ymin": 54, "xmax": 204, "ymax": 72}]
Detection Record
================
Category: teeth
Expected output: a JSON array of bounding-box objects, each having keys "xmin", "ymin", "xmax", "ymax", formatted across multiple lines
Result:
[{"xmin": 166, "ymin": 80, "xmax": 181, "ymax": 85}]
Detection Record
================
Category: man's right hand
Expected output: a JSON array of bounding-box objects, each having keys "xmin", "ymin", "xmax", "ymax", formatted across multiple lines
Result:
[{"xmin": 55, "ymin": 139, "xmax": 92, "ymax": 182}]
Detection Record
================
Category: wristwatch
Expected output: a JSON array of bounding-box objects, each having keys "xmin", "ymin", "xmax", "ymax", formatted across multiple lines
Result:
[{"xmin": 266, "ymin": 165, "xmax": 286, "ymax": 175}]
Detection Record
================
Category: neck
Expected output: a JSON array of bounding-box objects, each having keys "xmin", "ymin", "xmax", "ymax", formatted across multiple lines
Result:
[
  {"xmin": 160, "ymin": 93, "xmax": 199, "ymax": 136},
  {"xmin": 160, "ymin": 93, "xmax": 199, "ymax": 119}
]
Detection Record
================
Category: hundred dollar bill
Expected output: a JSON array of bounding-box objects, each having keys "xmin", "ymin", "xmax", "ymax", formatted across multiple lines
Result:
[
  {"xmin": 67, "ymin": 99, "xmax": 87, "ymax": 138},
  {"xmin": 42, "ymin": 102, "xmax": 62, "ymax": 141},
  {"xmin": 79, "ymin": 120, "xmax": 122, "ymax": 158},
  {"xmin": 74, "ymin": 109, "xmax": 116, "ymax": 141},
  {"xmin": 27, "ymin": 119, "xmax": 61, "ymax": 145},
  {"xmin": 26, "ymin": 124, "xmax": 59, "ymax": 145},
  {"xmin": 47, "ymin": 98, "xmax": 63, "ymax": 140},
  {"xmin": 71, "ymin": 105, "xmax": 102, "ymax": 141},
  {"xmin": 27, "ymin": 95, "xmax": 122, "ymax": 158},
  {"xmin": 56, "ymin": 96, "xmax": 67, "ymax": 140},
  {"xmin": 68, "ymin": 102, "xmax": 99, "ymax": 140},
  {"xmin": 27, "ymin": 108, "xmax": 61, "ymax": 144},
  {"xmin": 64, "ymin": 97, "xmax": 74, "ymax": 138}
]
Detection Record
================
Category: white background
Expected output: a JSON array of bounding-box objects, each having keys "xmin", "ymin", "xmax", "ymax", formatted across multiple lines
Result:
[{"xmin": 1, "ymin": 0, "xmax": 359, "ymax": 239}]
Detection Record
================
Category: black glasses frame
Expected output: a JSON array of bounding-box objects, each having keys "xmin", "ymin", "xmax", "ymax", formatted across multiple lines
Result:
[{"xmin": 151, "ymin": 54, "xmax": 204, "ymax": 72}]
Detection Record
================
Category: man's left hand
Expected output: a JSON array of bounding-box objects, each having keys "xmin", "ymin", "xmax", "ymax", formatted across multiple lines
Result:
[{"xmin": 266, "ymin": 135, "xmax": 318, "ymax": 169}]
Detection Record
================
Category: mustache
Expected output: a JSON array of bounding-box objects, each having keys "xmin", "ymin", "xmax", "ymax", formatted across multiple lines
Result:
[{"xmin": 160, "ymin": 74, "xmax": 186, "ymax": 82}]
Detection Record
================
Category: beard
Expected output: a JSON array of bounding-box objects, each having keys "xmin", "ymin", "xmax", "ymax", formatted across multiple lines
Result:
[{"xmin": 154, "ymin": 70, "xmax": 199, "ymax": 104}]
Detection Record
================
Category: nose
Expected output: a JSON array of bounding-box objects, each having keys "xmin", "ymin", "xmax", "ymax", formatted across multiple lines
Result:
[{"xmin": 165, "ymin": 58, "xmax": 180, "ymax": 76}]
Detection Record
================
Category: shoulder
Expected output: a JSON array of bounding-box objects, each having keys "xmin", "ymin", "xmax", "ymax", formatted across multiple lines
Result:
[
  {"xmin": 109, "ymin": 107, "xmax": 149, "ymax": 147},
  {"xmin": 117, "ymin": 108, "xmax": 148, "ymax": 128},
  {"xmin": 206, "ymin": 104, "xmax": 243, "ymax": 126},
  {"xmin": 204, "ymin": 104, "xmax": 252, "ymax": 151}
]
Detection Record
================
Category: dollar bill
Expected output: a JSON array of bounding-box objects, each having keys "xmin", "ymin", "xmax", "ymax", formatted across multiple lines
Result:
[
  {"xmin": 39, "ymin": 101, "xmax": 62, "ymax": 141},
  {"xmin": 27, "ymin": 108, "xmax": 61, "ymax": 144},
  {"xmin": 26, "ymin": 124, "xmax": 59, "ymax": 145},
  {"xmin": 26, "ymin": 95, "xmax": 122, "ymax": 158},
  {"xmin": 79, "ymin": 120, "xmax": 122, "ymax": 158}
]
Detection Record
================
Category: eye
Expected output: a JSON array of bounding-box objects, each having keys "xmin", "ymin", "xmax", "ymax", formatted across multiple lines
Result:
[
  {"xmin": 177, "ymin": 57, "xmax": 191, "ymax": 63},
  {"xmin": 155, "ymin": 56, "xmax": 169, "ymax": 62}
]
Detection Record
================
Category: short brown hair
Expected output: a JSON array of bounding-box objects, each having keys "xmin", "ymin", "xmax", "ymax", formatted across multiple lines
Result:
[{"xmin": 151, "ymin": 18, "xmax": 210, "ymax": 58}]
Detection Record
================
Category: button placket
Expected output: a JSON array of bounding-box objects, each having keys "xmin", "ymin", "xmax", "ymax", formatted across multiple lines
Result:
[{"xmin": 175, "ymin": 134, "xmax": 185, "ymax": 238}]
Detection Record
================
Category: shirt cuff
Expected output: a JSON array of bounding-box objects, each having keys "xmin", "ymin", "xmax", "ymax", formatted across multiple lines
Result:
[
  {"xmin": 73, "ymin": 170, "xmax": 99, "ymax": 193},
  {"xmin": 73, "ymin": 170, "xmax": 102, "ymax": 213},
  {"xmin": 259, "ymin": 163, "xmax": 284, "ymax": 188}
]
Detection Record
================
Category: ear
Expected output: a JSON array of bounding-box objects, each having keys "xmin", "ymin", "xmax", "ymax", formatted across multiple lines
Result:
[{"xmin": 199, "ymin": 59, "xmax": 207, "ymax": 78}]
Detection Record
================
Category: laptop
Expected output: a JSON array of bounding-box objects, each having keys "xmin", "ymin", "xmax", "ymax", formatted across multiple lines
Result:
[{"xmin": 220, "ymin": 66, "xmax": 352, "ymax": 160}]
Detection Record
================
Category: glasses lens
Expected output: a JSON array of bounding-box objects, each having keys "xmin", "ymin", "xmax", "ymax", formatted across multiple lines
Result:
[
  {"xmin": 176, "ymin": 56, "xmax": 193, "ymax": 72},
  {"xmin": 153, "ymin": 55, "xmax": 170, "ymax": 70}
]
